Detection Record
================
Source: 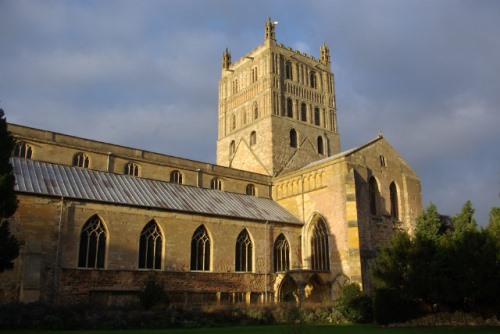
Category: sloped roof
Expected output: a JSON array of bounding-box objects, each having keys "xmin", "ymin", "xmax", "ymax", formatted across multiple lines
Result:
[{"xmin": 11, "ymin": 158, "xmax": 302, "ymax": 225}]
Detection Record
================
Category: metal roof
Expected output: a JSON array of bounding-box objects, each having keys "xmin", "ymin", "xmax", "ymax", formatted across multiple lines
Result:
[{"xmin": 11, "ymin": 158, "xmax": 302, "ymax": 225}]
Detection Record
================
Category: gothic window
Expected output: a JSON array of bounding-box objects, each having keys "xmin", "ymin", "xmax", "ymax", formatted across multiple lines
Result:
[
  {"xmin": 390, "ymin": 182, "xmax": 399, "ymax": 220},
  {"xmin": 230, "ymin": 141, "xmax": 236, "ymax": 156},
  {"xmin": 242, "ymin": 108, "xmax": 247, "ymax": 125},
  {"xmin": 78, "ymin": 215, "xmax": 106, "ymax": 269},
  {"xmin": 13, "ymin": 142, "xmax": 32, "ymax": 159},
  {"xmin": 290, "ymin": 129, "xmax": 297, "ymax": 148},
  {"xmin": 125, "ymin": 162, "xmax": 139, "ymax": 176},
  {"xmin": 232, "ymin": 79, "xmax": 238, "ymax": 94},
  {"xmin": 317, "ymin": 136, "xmax": 324, "ymax": 155},
  {"xmin": 250, "ymin": 131, "xmax": 256, "ymax": 146},
  {"xmin": 310, "ymin": 71, "xmax": 317, "ymax": 89},
  {"xmin": 211, "ymin": 177, "xmax": 223, "ymax": 190},
  {"xmin": 311, "ymin": 218, "xmax": 330, "ymax": 271},
  {"xmin": 301, "ymin": 103, "xmax": 307, "ymax": 122},
  {"xmin": 253, "ymin": 102, "xmax": 259, "ymax": 119},
  {"xmin": 235, "ymin": 229, "xmax": 253, "ymax": 272},
  {"xmin": 231, "ymin": 113, "xmax": 236, "ymax": 130},
  {"xmin": 369, "ymin": 177, "xmax": 380, "ymax": 216},
  {"xmin": 138, "ymin": 220, "xmax": 163, "ymax": 270},
  {"xmin": 246, "ymin": 183, "xmax": 256, "ymax": 196},
  {"xmin": 274, "ymin": 234, "xmax": 290, "ymax": 272},
  {"xmin": 314, "ymin": 107, "xmax": 320, "ymax": 126},
  {"xmin": 170, "ymin": 170, "xmax": 183, "ymax": 184},
  {"xmin": 286, "ymin": 98, "xmax": 293, "ymax": 118},
  {"xmin": 72, "ymin": 152, "xmax": 89, "ymax": 168},
  {"xmin": 191, "ymin": 225, "xmax": 211, "ymax": 271},
  {"xmin": 252, "ymin": 67, "xmax": 258, "ymax": 83},
  {"xmin": 285, "ymin": 62, "xmax": 293, "ymax": 80}
]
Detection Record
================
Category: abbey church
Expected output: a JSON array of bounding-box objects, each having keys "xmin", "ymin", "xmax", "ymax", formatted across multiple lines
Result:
[{"xmin": 1, "ymin": 19, "xmax": 422, "ymax": 306}]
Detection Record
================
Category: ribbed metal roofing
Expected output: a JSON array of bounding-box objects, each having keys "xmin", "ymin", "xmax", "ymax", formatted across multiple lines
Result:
[{"xmin": 12, "ymin": 158, "xmax": 302, "ymax": 225}]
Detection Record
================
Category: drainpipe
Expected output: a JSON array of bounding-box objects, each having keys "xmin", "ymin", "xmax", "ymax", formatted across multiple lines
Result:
[
  {"xmin": 264, "ymin": 220, "xmax": 268, "ymax": 303},
  {"xmin": 53, "ymin": 196, "xmax": 64, "ymax": 303}
]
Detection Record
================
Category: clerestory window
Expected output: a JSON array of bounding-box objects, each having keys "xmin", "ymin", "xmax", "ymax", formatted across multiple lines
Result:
[
  {"xmin": 72, "ymin": 152, "xmax": 90, "ymax": 168},
  {"xmin": 13, "ymin": 142, "xmax": 33, "ymax": 159},
  {"xmin": 210, "ymin": 177, "xmax": 223, "ymax": 190},
  {"xmin": 170, "ymin": 170, "xmax": 183, "ymax": 184},
  {"xmin": 125, "ymin": 162, "xmax": 140, "ymax": 176}
]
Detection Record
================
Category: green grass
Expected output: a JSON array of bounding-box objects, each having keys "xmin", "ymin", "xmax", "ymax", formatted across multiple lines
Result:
[{"xmin": 1, "ymin": 324, "xmax": 499, "ymax": 334}]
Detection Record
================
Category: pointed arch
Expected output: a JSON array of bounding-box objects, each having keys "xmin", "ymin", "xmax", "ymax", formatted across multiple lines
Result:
[
  {"xmin": 125, "ymin": 161, "xmax": 140, "ymax": 176},
  {"xmin": 390, "ymin": 181, "xmax": 399, "ymax": 220},
  {"xmin": 13, "ymin": 142, "xmax": 33, "ymax": 159},
  {"xmin": 72, "ymin": 152, "xmax": 89, "ymax": 168},
  {"xmin": 278, "ymin": 275, "xmax": 298, "ymax": 303},
  {"xmin": 274, "ymin": 233, "xmax": 290, "ymax": 272},
  {"xmin": 170, "ymin": 170, "xmax": 183, "ymax": 184},
  {"xmin": 191, "ymin": 225, "xmax": 211, "ymax": 271},
  {"xmin": 310, "ymin": 216, "xmax": 330, "ymax": 271},
  {"xmin": 235, "ymin": 229, "xmax": 253, "ymax": 272},
  {"xmin": 138, "ymin": 220, "xmax": 163, "ymax": 269},
  {"xmin": 78, "ymin": 215, "xmax": 106, "ymax": 269}
]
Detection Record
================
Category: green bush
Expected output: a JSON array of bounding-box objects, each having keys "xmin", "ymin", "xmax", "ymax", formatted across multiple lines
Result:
[
  {"xmin": 373, "ymin": 288, "xmax": 421, "ymax": 325},
  {"xmin": 138, "ymin": 274, "xmax": 170, "ymax": 310},
  {"xmin": 336, "ymin": 283, "xmax": 373, "ymax": 323}
]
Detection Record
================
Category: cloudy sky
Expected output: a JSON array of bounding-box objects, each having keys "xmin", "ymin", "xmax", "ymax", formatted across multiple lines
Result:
[{"xmin": 1, "ymin": 0, "xmax": 499, "ymax": 225}]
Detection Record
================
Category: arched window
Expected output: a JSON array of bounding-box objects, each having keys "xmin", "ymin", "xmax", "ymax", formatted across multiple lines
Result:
[
  {"xmin": 274, "ymin": 234, "xmax": 290, "ymax": 272},
  {"xmin": 250, "ymin": 131, "xmax": 256, "ymax": 146},
  {"xmin": 310, "ymin": 71, "xmax": 317, "ymax": 89},
  {"xmin": 235, "ymin": 229, "xmax": 253, "ymax": 272},
  {"xmin": 369, "ymin": 177, "xmax": 380, "ymax": 216},
  {"xmin": 138, "ymin": 220, "xmax": 163, "ymax": 270},
  {"xmin": 290, "ymin": 129, "xmax": 297, "ymax": 148},
  {"xmin": 317, "ymin": 136, "xmax": 324, "ymax": 155},
  {"xmin": 170, "ymin": 170, "xmax": 183, "ymax": 184},
  {"xmin": 300, "ymin": 103, "xmax": 307, "ymax": 122},
  {"xmin": 231, "ymin": 113, "xmax": 236, "ymax": 130},
  {"xmin": 285, "ymin": 61, "xmax": 293, "ymax": 80},
  {"xmin": 229, "ymin": 141, "xmax": 236, "ymax": 155},
  {"xmin": 78, "ymin": 215, "xmax": 106, "ymax": 269},
  {"xmin": 314, "ymin": 107, "xmax": 320, "ymax": 126},
  {"xmin": 253, "ymin": 102, "xmax": 259, "ymax": 119},
  {"xmin": 246, "ymin": 184, "xmax": 256, "ymax": 196},
  {"xmin": 252, "ymin": 67, "xmax": 258, "ymax": 83},
  {"xmin": 72, "ymin": 152, "xmax": 89, "ymax": 168},
  {"xmin": 286, "ymin": 98, "xmax": 293, "ymax": 118},
  {"xmin": 242, "ymin": 108, "xmax": 247, "ymax": 125},
  {"xmin": 390, "ymin": 182, "xmax": 399, "ymax": 220},
  {"xmin": 125, "ymin": 162, "xmax": 139, "ymax": 176},
  {"xmin": 13, "ymin": 142, "xmax": 32, "ymax": 159},
  {"xmin": 311, "ymin": 218, "xmax": 330, "ymax": 271},
  {"xmin": 191, "ymin": 225, "xmax": 211, "ymax": 271},
  {"xmin": 211, "ymin": 177, "xmax": 223, "ymax": 190}
]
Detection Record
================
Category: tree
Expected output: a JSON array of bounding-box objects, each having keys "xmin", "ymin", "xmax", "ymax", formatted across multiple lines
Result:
[{"xmin": 0, "ymin": 108, "xmax": 19, "ymax": 272}]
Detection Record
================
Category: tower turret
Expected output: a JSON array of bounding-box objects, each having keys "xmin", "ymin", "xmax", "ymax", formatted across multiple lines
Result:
[
  {"xmin": 265, "ymin": 17, "xmax": 276, "ymax": 41},
  {"xmin": 320, "ymin": 43, "xmax": 331, "ymax": 66},
  {"xmin": 222, "ymin": 48, "xmax": 231, "ymax": 70}
]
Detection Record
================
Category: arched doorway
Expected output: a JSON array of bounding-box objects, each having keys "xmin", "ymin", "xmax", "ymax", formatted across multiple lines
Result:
[{"xmin": 278, "ymin": 275, "xmax": 298, "ymax": 303}]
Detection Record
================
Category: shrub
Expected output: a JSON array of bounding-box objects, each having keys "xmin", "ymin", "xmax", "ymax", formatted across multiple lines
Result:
[
  {"xmin": 138, "ymin": 274, "xmax": 170, "ymax": 310},
  {"xmin": 373, "ymin": 288, "xmax": 421, "ymax": 325},
  {"xmin": 336, "ymin": 283, "xmax": 373, "ymax": 323}
]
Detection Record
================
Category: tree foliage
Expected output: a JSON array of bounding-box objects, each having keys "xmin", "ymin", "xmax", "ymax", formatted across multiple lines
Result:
[
  {"xmin": 373, "ymin": 201, "xmax": 500, "ymax": 323},
  {"xmin": 0, "ymin": 108, "xmax": 19, "ymax": 272}
]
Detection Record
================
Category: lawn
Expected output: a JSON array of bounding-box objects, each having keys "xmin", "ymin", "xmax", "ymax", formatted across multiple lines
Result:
[{"xmin": 1, "ymin": 324, "xmax": 498, "ymax": 334}]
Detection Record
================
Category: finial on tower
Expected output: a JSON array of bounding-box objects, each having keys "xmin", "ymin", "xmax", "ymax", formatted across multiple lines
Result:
[
  {"xmin": 320, "ymin": 42, "xmax": 331, "ymax": 65},
  {"xmin": 265, "ymin": 17, "xmax": 277, "ymax": 41},
  {"xmin": 222, "ymin": 48, "xmax": 231, "ymax": 70}
]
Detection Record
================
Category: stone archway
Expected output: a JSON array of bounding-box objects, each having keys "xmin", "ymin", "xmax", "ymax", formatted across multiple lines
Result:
[
  {"xmin": 278, "ymin": 275, "xmax": 298, "ymax": 303},
  {"xmin": 304, "ymin": 274, "xmax": 329, "ymax": 303}
]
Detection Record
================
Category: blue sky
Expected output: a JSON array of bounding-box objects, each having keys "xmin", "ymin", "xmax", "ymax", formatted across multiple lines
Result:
[{"xmin": 1, "ymin": 0, "xmax": 499, "ymax": 225}]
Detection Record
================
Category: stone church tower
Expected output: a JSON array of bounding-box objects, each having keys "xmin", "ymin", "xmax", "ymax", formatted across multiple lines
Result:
[{"xmin": 217, "ymin": 18, "xmax": 340, "ymax": 176}]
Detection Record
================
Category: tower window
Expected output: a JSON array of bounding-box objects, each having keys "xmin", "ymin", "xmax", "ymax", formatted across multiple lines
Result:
[
  {"xmin": 232, "ymin": 79, "xmax": 238, "ymax": 94},
  {"xmin": 242, "ymin": 108, "xmax": 247, "ymax": 125},
  {"xmin": 311, "ymin": 218, "xmax": 330, "ymax": 271},
  {"xmin": 246, "ymin": 183, "xmax": 256, "ymax": 196},
  {"xmin": 369, "ymin": 177, "xmax": 380, "ymax": 216},
  {"xmin": 250, "ymin": 131, "xmax": 256, "ymax": 146},
  {"xmin": 191, "ymin": 225, "xmax": 211, "ymax": 271},
  {"xmin": 314, "ymin": 107, "xmax": 320, "ymax": 126},
  {"xmin": 170, "ymin": 170, "xmax": 183, "ymax": 184},
  {"xmin": 125, "ymin": 162, "xmax": 140, "ymax": 176},
  {"xmin": 229, "ymin": 141, "xmax": 236, "ymax": 156},
  {"xmin": 300, "ymin": 103, "xmax": 307, "ymax": 122},
  {"xmin": 310, "ymin": 71, "xmax": 317, "ymax": 89},
  {"xmin": 290, "ymin": 129, "xmax": 297, "ymax": 148},
  {"xmin": 231, "ymin": 114, "xmax": 236, "ymax": 130},
  {"xmin": 78, "ymin": 215, "xmax": 106, "ymax": 269},
  {"xmin": 253, "ymin": 102, "xmax": 259, "ymax": 119},
  {"xmin": 252, "ymin": 67, "xmax": 258, "ymax": 83},
  {"xmin": 390, "ymin": 182, "xmax": 399, "ymax": 220},
  {"xmin": 317, "ymin": 136, "xmax": 324, "ymax": 155},
  {"xmin": 72, "ymin": 152, "xmax": 90, "ymax": 168},
  {"xmin": 235, "ymin": 229, "xmax": 253, "ymax": 272},
  {"xmin": 138, "ymin": 220, "xmax": 163, "ymax": 270},
  {"xmin": 379, "ymin": 155, "xmax": 386, "ymax": 167},
  {"xmin": 286, "ymin": 98, "xmax": 293, "ymax": 118},
  {"xmin": 274, "ymin": 234, "xmax": 290, "ymax": 272},
  {"xmin": 285, "ymin": 62, "xmax": 293, "ymax": 80},
  {"xmin": 13, "ymin": 142, "xmax": 33, "ymax": 159},
  {"xmin": 211, "ymin": 177, "xmax": 223, "ymax": 190}
]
